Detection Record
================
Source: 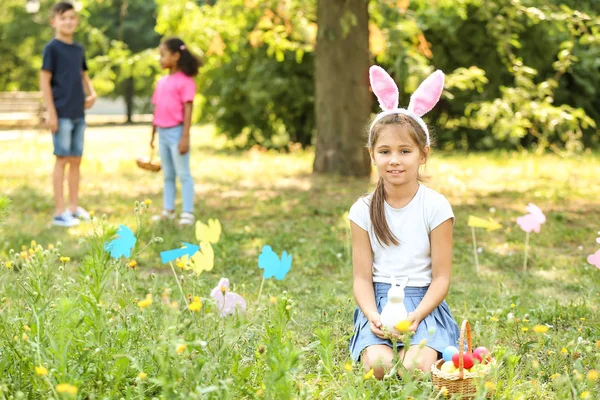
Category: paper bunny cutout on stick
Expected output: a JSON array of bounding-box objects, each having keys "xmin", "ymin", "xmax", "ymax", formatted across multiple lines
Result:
[
  {"xmin": 588, "ymin": 250, "xmax": 600, "ymax": 269},
  {"xmin": 380, "ymin": 277, "xmax": 410, "ymax": 333},
  {"xmin": 210, "ymin": 278, "xmax": 246, "ymax": 317},
  {"xmin": 516, "ymin": 203, "xmax": 546, "ymax": 233},
  {"xmin": 369, "ymin": 65, "xmax": 445, "ymax": 146}
]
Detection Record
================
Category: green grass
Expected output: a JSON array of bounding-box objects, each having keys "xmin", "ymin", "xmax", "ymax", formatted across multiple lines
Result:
[{"xmin": 0, "ymin": 125, "xmax": 599, "ymax": 399}]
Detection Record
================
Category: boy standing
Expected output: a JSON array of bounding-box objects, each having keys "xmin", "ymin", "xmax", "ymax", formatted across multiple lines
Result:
[{"xmin": 40, "ymin": 1, "xmax": 96, "ymax": 227}]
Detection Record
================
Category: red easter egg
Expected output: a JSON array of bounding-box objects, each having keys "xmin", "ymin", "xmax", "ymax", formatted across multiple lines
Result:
[
  {"xmin": 473, "ymin": 346, "xmax": 491, "ymax": 364},
  {"xmin": 452, "ymin": 352, "xmax": 474, "ymax": 369}
]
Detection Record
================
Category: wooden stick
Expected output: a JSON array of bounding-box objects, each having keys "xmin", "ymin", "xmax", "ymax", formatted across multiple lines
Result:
[
  {"xmin": 256, "ymin": 277, "xmax": 265, "ymax": 305},
  {"xmin": 169, "ymin": 261, "xmax": 189, "ymax": 308},
  {"xmin": 523, "ymin": 231, "xmax": 530, "ymax": 272},
  {"xmin": 471, "ymin": 227, "xmax": 480, "ymax": 274}
]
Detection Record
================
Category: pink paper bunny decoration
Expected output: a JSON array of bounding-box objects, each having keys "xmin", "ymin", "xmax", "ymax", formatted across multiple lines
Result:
[
  {"xmin": 368, "ymin": 65, "xmax": 445, "ymax": 146},
  {"xmin": 587, "ymin": 250, "xmax": 600, "ymax": 269},
  {"xmin": 516, "ymin": 203, "xmax": 546, "ymax": 233},
  {"xmin": 210, "ymin": 278, "xmax": 246, "ymax": 317}
]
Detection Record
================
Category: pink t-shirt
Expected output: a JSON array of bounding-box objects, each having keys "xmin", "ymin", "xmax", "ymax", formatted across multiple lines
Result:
[{"xmin": 152, "ymin": 71, "xmax": 196, "ymax": 128}]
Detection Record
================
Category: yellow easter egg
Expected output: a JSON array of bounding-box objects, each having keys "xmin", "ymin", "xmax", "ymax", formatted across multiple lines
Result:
[{"xmin": 441, "ymin": 360, "xmax": 457, "ymax": 373}]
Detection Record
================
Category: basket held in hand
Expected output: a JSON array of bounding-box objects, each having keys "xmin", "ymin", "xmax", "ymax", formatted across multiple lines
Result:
[{"xmin": 136, "ymin": 147, "xmax": 161, "ymax": 172}]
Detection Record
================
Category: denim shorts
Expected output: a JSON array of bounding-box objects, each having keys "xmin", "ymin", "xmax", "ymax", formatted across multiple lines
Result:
[
  {"xmin": 349, "ymin": 283, "xmax": 461, "ymax": 361},
  {"xmin": 53, "ymin": 117, "xmax": 86, "ymax": 157}
]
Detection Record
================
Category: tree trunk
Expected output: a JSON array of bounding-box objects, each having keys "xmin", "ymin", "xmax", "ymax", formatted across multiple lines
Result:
[
  {"xmin": 125, "ymin": 76, "xmax": 134, "ymax": 123},
  {"xmin": 313, "ymin": 0, "xmax": 371, "ymax": 176}
]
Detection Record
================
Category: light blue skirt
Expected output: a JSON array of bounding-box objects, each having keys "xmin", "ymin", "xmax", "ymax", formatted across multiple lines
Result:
[{"xmin": 349, "ymin": 283, "xmax": 460, "ymax": 361}]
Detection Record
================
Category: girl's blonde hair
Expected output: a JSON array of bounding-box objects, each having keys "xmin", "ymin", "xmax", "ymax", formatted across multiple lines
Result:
[{"xmin": 368, "ymin": 113, "xmax": 432, "ymax": 247}]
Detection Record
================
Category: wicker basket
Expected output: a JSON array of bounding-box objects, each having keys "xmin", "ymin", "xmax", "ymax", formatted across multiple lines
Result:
[
  {"xmin": 136, "ymin": 148, "xmax": 161, "ymax": 172},
  {"xmin": 431, "ymin": 320, "xmax": 494, "ymax": 399}
]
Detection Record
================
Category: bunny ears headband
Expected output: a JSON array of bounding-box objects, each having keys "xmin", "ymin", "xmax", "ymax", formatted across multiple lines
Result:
[{"xmin": 369, "ymin": 66, "xmax": 445, "ymax": 146}]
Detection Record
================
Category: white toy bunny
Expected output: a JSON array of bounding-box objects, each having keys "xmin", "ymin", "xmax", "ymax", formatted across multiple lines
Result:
[{"xmin": 380, "ymin": 277, "xmax": 409, "ymax": 333}]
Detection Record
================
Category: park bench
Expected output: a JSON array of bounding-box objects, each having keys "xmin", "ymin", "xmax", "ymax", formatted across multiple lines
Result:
[{"xmin": 0, "ymin": 92, "xmax": 45, "ymax": 129}]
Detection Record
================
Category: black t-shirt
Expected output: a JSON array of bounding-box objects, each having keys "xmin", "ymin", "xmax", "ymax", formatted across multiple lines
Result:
[{"xmin": 41, "ymin": 39, "xmax": 88, "ymax": 119}]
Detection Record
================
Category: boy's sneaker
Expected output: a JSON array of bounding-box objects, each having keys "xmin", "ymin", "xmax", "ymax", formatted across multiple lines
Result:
[
  {"xmin": 72, "ymin": 206, "xmax": 91, "ymax": 221},
  {"xmin": 152, "ymin": 210, "xmax": 177, "ymax": 222},
  {"xmin": 178, "ymin": 212, "xmax": 195, "ymax": 226},
  {"xmin": 53, "ymin": 211, "xmax": 80, "ymax": 227}
]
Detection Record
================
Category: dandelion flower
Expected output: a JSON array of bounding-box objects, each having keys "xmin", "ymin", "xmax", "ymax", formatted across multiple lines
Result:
[
  {"xmin": 395, "ymin": 320, "xmax": 411, "ymax": 333},
  {"xmin": 484, "ymin": 381, "xmax": 496, "ymax": 390},
  {"xmin": 440, "ymin": 387, "xmax": 449, "ymax": 397},
  {"xmin": 581, "ymin": 392, "xmax": 590, "ymax": 399},
  {"xmin": 176, "ymin": 344, "xmax": 187, "ymax": 354},
  {"xmin": 128, "ymin": 260, "xmax": 137, "ymax": 268},
  {"xmin": 587, "ymin": 370, "xmax": 598, "ymax": 382},
  {"xmin": 533, "ymin": 325, "xmax": 549, "ymax": 333},
  {"xmin": 138, "ymin": 294, "xmax": 152, "ymax": 309},
  {"xmin": 521, "ymin": 327, "xmax": 529, "ymax": 332},
  {"xmin": 580, "ymin": 317, "xmax": 585, "ymax": 322},
  {"xmin": 490, "ymin": 316, "xmax": 499, "ymax": 322},
  {"xmin": 5, "ymin": 261, "xmax": 12, "ymax": 269},
  {"xmin": 364, "ymin": 368, "xmax": 374, "ymax": 380},
  {"xmin": 286, "ymin": 305, "xmax": 291, "ymax": 310},
  {"xmin": 550, "ymin": 373, "xmax": 561, "ymax": 380},
  {"xmin": 23, "ymin": 325, "xmax": 30, "ymax": 331},
  {"xmin": 269, "ymin": 296, "xmax": 277, "ymax": 304},
  {"xmin": 20, "ymin": 251, "xmax": 28, "ymax": 259},
  {"xmin": 510, "ymin": 303, "xmax": 515, "ymax": 308},
  {"xmin": 60, "ymin": 256, "xmax": 70, "ymax": 263},
  {"xmin": 138, "ymin": 372, "xmax": 148, "ymax": 380},
  {"xmin": 89, "ymin": 211, "xmax": 95, "ymax": 217},
  {"xmin": 48, "ymin": 244, "xmax": 54, "ymax": 250},
  {"xmin": 56, "ymin": 383, "xmax": 77, "ymax": 395},
  {"xmin": 22, "ymin": 333, "xmax": 28, "ymax": 341},
  {"xmin": 144, "ymin": 199, "xmax": 152, "ymax": 206},
  {"xmin": 176, "ymin": 260, "xmax": 185, "ymax": 269},
  {"xmin": 188, "ymin": 296, "xmax": 202, "ymax": 312},
  {"xmin": 561, "ymin": 348, "xmax": 568, "ymax": 355},
  {"xmin": 35, "ymin": 366, "xmax": 48, "ymax": 376},
  {"xmin": 344, "ymin": 362, "xmax": 352, "ymax": 372}
]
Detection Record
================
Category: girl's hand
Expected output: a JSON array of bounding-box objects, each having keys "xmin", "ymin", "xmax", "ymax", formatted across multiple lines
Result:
[
  {"xmin": 407, "ymin": 311, "xmax": 423, "ymax": 332},
  {"xmin": 367, "ymin": 311, "xmax": 387, "ymax": 339},
  {"xmin": 178, "ymin": 137, "xmax": 189, "ymax": 155}
]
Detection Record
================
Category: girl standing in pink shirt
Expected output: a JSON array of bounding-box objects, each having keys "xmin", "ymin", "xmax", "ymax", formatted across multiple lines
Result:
[{"xmin": 150, "ymin": 37, "xmax": 201, "ymax": 226}]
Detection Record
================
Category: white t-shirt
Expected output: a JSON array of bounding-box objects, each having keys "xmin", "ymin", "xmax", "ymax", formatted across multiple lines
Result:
[{"xmin": 347, "ymin": 184, "xmax": 454, "ymax": 287}]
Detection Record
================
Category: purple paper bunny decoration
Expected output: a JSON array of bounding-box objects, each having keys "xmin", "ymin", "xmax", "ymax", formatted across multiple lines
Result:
[{"xmin": 210, "ymin": 278, "xmax": 246, "ymax": 317}]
